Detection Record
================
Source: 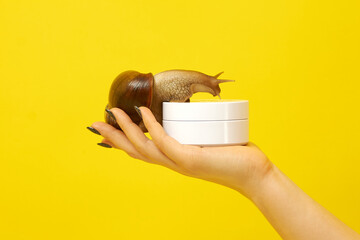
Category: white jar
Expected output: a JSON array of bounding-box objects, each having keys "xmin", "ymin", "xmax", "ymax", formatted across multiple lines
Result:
[{"xmin": 162, "ymin": 100, "xmax": 249, "ymax": 146}]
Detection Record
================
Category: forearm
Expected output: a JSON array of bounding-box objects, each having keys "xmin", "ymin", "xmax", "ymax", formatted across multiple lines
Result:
[{"xmin": 248, "ymin": 165, "xmax": 360, "ymax": 240}]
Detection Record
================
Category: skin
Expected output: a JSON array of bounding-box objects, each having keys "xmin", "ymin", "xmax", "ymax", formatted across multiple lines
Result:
[
  {"xmin": 91, "ymin": 107, "xmax": 360, "ymax": 240},
  {"xmin": 150, "ymin": 70, "xmax": 233, "ymax": 126}
]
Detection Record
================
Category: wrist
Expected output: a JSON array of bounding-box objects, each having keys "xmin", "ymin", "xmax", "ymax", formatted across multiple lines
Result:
[
  {"xmin": 243, "ymin": 162, "xmax": 278, "ymax": 203},
  {"xmin": 248, "ymin": 164, "xmax": 295, "ymax": 210}
]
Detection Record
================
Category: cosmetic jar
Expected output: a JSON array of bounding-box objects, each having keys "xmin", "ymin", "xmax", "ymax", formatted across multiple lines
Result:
[{"xmin": 162, "ymin": 100, "xmax": 249, "ymax": 146}]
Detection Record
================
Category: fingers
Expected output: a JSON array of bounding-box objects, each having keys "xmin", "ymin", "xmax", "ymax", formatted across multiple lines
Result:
[
  {"xmin": 140, "ymin": 107, "xmax": 204, "ymax": 171},
  {"xmin": 108, "ymin": 108, "xmax": 182, "ymax": 172},
  {"xmin": 91, "ymin": 121, "xmax": 148, "ymax": 161}
]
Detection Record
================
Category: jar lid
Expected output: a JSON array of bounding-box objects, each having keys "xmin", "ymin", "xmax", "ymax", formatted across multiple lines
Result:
[{"xmin": 162, "ymin": 100, "xmax": 248, "ymax": 121}]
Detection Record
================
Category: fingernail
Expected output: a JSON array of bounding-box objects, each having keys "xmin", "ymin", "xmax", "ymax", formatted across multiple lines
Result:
[
  {"xmin": 97, "ymin": 143, "xmax": 112, "ymax": 148},
  {"xmin": 87, "ymin": 126, "xmax": 100, "ymax": 135},
  {"xmin": 105, "ymin": 108, "xmax": 116, "ymax": 121},
  {"xmin": 134, "ymin": 106, "xmax": 142, "ymax": 119}
]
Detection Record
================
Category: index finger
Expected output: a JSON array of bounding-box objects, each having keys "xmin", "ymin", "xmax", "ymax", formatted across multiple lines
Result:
[{"xmin": 139, "ymin": 107, "xmax": 204, "ymax": 168}]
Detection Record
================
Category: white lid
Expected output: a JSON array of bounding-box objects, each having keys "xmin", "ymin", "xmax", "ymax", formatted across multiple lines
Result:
[{"xmin": 163, "ymin": 100, "xmax": 248, "ymax": 121}]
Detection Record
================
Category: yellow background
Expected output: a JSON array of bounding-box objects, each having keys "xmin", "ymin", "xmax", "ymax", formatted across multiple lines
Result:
[{"xmin": 1, "ymin": 0, "xmax": 359, "ymax": 239}]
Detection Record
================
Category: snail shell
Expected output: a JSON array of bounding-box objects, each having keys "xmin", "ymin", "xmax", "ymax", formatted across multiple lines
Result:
[{"xmin": 106, "ymin": 69, "xmax": 234, "ymax": 131}]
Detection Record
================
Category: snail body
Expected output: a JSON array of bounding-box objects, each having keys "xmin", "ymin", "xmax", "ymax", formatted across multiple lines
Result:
[{"xmin": 106, "ymin": 69, "xmax": 234, "ymax": 131}]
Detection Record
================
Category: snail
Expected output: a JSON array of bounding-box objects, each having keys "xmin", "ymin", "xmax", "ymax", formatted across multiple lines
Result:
[{"xmin": 105, "ymin": 69, "xmax": 234, "ymax": 132}]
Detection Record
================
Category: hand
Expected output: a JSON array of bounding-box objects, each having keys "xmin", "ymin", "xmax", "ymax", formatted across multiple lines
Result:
[
  {"xmin": 90, "ymin": 107, "xmax": 360, "ymax": 240},
  {"xmin": 91, "ymin": 107, "xmax": 273, "ymax": 198}
]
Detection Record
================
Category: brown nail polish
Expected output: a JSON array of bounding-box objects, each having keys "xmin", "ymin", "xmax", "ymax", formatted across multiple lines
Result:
[
  {"xmin": 97, "ymin": 143, "xmax": 112, "ymax": 148},
  {"xmin": 134, "ymin": 106, "xmax": 142, "ymax": 119},
  {"xmin": 105, "ymin": 109, "xmax": 116, "ymax": 121},
  {"xmin": 87, "ymin": 126, "xmax": 101, "ymax": 135}
]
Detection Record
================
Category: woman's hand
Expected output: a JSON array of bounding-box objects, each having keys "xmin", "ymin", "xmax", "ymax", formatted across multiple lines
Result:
[
  {"xmin": 89, "ymin": 107, "xmax": 360, "ymax": 240},
  {"xmin": 90, "ymin": 107, "xmax": 273, "ymax": 198}
]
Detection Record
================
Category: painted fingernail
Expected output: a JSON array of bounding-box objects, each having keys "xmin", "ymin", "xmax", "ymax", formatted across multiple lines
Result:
[
  {"xmin": 97, "ymin": 143, "xmax": 112, "ymax": 148},
  {"xmin": 134, "ymin": 106, "xmax": 142, "ymax": 119},
  {"xmin": 105, "ymin": 108, "xmax": 116, "ymax": 121},
  {"xmin": 87, "ymin": 126, "xmax": 100, "ymax": 135}
]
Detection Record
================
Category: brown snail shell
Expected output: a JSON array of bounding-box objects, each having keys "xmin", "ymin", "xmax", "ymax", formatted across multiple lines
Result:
[
  {"xmin": 105, "ymin": 71, "xmax": 154, "ymax": 129},
  {"xmin": 105, "ymin": 69, "xmax": 234, "ymax": 132}
]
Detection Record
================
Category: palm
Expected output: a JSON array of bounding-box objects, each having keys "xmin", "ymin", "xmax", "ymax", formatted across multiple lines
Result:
[{"xmin": 188, "ymin": 144, "xmax": 271, "ymax": 196}]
